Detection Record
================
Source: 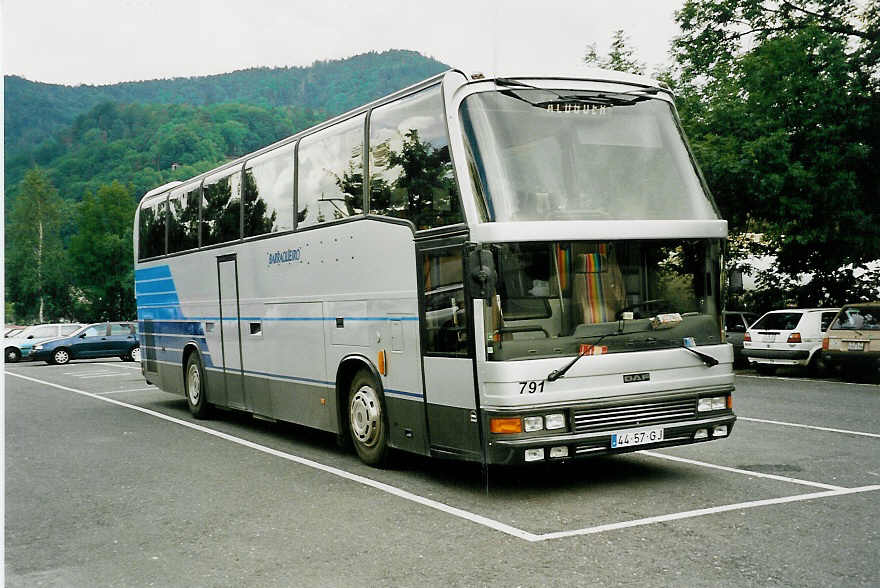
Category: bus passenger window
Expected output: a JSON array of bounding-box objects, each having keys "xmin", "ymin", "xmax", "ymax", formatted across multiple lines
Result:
[
  {"xmin": 167, "ymin": 183, "xmax": 200, "ymax": 253},
  {"xmin": 297, "ymin": 114, "xmax": 365, "ymax": 229},
  {"xmin": 244, "ymin": 142, "xmax": 295, "ymax": 237},
  {"xmin": 422, "ymin": 249, "xmax": 468, "ymax": 355},
  {"xmin": 202, "ymin": 169, "xmax": 242, "ymax": 246},
  {"xmin": 369, "ymin": 85, "xmax": 463, "ymax": 230},
  {"xmin": 138, "ymin": 195, "xmax": 167, "ymax": 259}
]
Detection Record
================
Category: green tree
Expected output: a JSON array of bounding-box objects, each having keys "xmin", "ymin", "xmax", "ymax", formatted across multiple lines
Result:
[
  {"xmin": 67, "ymin": 182, "xmax": 137, "ymax": 321},
  {"xmin": 670, "ymin": 0, "xmax": 880, "ymax": 306},
  {"xmin": 5, "ymin": 168, "xmax": 70, "ymax": 322},
  {"xmin": 584, "ymin": 30, "xmax": 646, "ymax": 74},
  {"xmin": 6, "ymin": 168, "xmax": 69, "ymax": 323}
]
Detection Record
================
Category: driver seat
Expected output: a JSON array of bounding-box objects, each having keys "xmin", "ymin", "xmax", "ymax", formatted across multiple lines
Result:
[{"xmin": 573, "ymin": 244, "xmax": 626, "ymax": 324}]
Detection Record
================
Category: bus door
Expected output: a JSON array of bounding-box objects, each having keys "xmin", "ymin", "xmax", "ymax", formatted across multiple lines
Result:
[
  {"xmin": 418, "ymin": 241, "xmax": 481, "ymax": 460},
  {"xmin": 217, "ymin": 254, "xmax": 245, "ymax": 409}
]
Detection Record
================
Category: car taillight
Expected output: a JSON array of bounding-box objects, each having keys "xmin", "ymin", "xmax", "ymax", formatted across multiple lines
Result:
[
  {"xmin": 822, "ymin": 337, "xmax": 829, "ymax": 350},
  {"xmin": 787, "ymin": 332, "xmax": 802, "ymax": 343},
  {"xmin": 744, "ymin": 332, "xmax": 751, "ymax": 342}
]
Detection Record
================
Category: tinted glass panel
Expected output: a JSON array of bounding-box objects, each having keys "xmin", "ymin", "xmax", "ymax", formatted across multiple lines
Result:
[
  {"xmin": 752, "ymin": 312, "xmax": 803, "ymax": 331},
  {"xmin": 297, "ymin": 115, "xmax": 365, "ymax": 228},
  {"xmin": 138, "ymin": 196, "xmax": 167, "ymax": 259},
  {"xmin": 725, "ymin": 313, "xmax": 745, "ymax": 332},
  {"xmin": 83, "ymin": 325, "xmax": 104, "ymax": 338},
  {"xmin": 422, "ymin": 248, "xmax": 468, "ymax": 355},
  {"xmin": 167, "ymin": 183, "xmax": 201, "ymax": 253},
  {"xmin": 61, "ymin": 325, "xmax": 80, "ymax": 335},
  {"xmin": 110, "ymin": 324, "xmax": 134, "ymax": 335},
  {"xmin": 202, "ymin": 169, "xmax": 242, "ymax": 245},
  {"xmin": 369, "ymin": 86, "xmax": 461, "ymax": 229},
  {"xmin": 460, "ymin": 91, "xmax": 717, "ymax": 222},
  {"xmin": 29, "ymin": 326, "xmax": 58, "ymax": 338},
  {"xmin": 832, "ymin": 306, "xmax": 880, "ymax": 330},
  {"xmin": 244, "ymin": 142, "xmax": 295, "ymax": 237}
]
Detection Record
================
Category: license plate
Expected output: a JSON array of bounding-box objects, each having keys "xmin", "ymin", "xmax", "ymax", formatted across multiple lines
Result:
[
  {"xmin": 611, "ymin": 426, "xmax": 664, "ymax": 448},
  {"xmin": 762, "ymin": 334, "xmax": 777, "ymax": 342},
  {"xmin": 847, "ymin": 341, "xmax": 865, "ymax": 351}
]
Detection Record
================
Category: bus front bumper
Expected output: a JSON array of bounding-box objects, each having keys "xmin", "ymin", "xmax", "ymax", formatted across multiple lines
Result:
[{"xmin": 485, "ymin": 414, "xmax": 736, "ymax": 465}]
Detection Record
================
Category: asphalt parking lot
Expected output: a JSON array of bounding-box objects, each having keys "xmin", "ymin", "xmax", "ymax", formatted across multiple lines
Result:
[{"xmin": 5, "ymin": 360, "xmax": 879, "ymax": 587}]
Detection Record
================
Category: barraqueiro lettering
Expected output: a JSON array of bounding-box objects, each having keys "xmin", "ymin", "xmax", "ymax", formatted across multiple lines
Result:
[{"xmin": 268, "ymin": 247, "xmax": 302, "ymax": 266}]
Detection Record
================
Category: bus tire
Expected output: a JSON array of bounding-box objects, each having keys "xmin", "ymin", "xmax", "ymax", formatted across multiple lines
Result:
[
  {"xmin": 348, "ymin": 369, "xmax": 389, "ymax": 467},
  {"xmin": 185, "ymin": 353, "xmax": 210, "ymax": 419}
]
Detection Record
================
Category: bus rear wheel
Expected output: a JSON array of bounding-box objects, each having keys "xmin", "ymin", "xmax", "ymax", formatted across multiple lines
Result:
[
  {"xmin": 348, "ymin": 369, "xmax": 389, "ymax": 467},
  {"xmin": 185, "ymin": 353, "xmax": 210, "ymax": 418}
]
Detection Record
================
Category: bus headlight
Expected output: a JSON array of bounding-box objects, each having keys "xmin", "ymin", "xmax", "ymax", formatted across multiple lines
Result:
[
  {"xmin": 698, "ymin": 396, "xmax": 728, "ymax": 412},
  {"xmin": 523, "ymin": 416, "xmax": 544, "ymax": 432},
  {"xmin": 545, "ymin": 413, "xmax": 565, "ymax": 430}
]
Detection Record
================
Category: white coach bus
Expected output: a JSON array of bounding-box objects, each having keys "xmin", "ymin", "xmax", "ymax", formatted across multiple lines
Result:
[{"xmin": 134, "ymin": 68, "xmax": 736, "ymax": 467}]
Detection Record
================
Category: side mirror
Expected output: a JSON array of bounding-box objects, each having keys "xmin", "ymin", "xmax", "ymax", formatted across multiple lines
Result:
[
  {"xmin": 27, "ymin": 335, "xmax": 34, "ymax": 339},
  {"xmin": 728, "ymin": 268, "xmax": 744, "ymax": 295},
  {"xmin": 468, "ymin": 246, "xmax": 497, "ymax": 300},
  {"xmin": 79, "ymin": 333, "xmax": 88, "ymax": 338}
]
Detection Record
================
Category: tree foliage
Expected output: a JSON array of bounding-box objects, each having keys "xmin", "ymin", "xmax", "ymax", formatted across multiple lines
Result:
[
  {"xmin": 670, "ymin": 0, "xmax": 880, "ymax": 307},
  {"xmin": 67, "ymin": 182, "xmax": 138, "ymax": 322},
  {"xmin": 584, "ymin": 29, "xmax": 647, "ymax": 75},
  {"xmin": 5, "ymin": 169, "xmax": 71, "ymax": 322}
]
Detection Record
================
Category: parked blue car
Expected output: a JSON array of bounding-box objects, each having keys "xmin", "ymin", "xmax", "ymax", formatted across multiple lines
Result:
[{"xmin": 31, "ymin": 322, "xmax": 140, "ymax": 365}]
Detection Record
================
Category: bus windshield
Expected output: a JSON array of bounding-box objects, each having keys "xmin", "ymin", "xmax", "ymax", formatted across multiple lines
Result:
[
  {"xmin": 460, "ymin": 89, "xmax": 718, "ymax": 222},
  {"xmin": 483, "ymin": 239, "xmax": 722, "ymax": 361}
]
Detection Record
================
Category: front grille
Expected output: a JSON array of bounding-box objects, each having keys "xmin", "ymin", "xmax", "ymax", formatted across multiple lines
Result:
[{"xmin": 573, "ymin": 397, "xmax": 697, "ymax": 433}]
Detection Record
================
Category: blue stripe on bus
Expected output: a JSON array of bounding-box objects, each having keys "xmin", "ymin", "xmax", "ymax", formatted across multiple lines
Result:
[
  {"xmin": 135, "ymin": 278, "xmax": 176, "ymax": 295},
  {"xmin": 136, "ymin": 321, "xmax": 205, "ymax": 336},
  {"xmin": 137, "ymin": 292, "xmax": 181, "ymax": 306},
  {"xmin": 136, "ymin": 313, "xmax": 418, "ymax": 322},
  {"xmin": 135, "ymin": 265, "xmax": 172, "ymax": 281}
]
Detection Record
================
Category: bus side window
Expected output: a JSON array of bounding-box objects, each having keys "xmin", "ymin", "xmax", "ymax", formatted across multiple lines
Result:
[
  {"xmin": 167, "ymin": 183, "xmax": 200, "ymax": 253},
  {"xmin": 422, "ymin": 249, "xmax": 468, "ymax": 355},
  {"xmin": 244, "ymin": 142, "xmax": 295, "ymax": 237},
  {"xmin": 297, "ymin": 114, "xmax": 365, "ymax": 229},
  {"xmin": 139, "ymin": 195, "xmax": 167, "ymax": 260},
  {"xmin": 368, "ymin": 85, "xmax": 463, "ymax": 230},
  {"xmin": 202, "ymin": 168, "xmax": 242, "ymax": 246}
]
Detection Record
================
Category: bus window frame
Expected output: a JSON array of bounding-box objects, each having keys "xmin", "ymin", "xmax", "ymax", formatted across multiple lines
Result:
[
  {"xmin": 364, "ymin": 82, "xmax": 468, "ymax": 234},
  {"xmin": 138, "ymin": 191, "xmax": 170, "ymax": 262}
]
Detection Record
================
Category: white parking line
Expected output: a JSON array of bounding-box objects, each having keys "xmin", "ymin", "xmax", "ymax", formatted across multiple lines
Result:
[
  {"xmin": 535, "ymin": 485, "xmax": 880, "ymax": 541},
  {"xmin": 642, "ymin": 451, "xmax": 845, "ymax": 490},
  {"xmin": 737, "ymin": 374, "xmax": 878, "ymax": 387},
  {"xmin": 93, "ymin": 387, "xmax": 158, "ymax": 395},
  {"xmin": 95, "ymin": 362, "xmax": 143, "ymax": 371},
  {"xmin": 78, "ymin": 373, "xmax": 127, "ymax": 379},
  {"xmin": 738, "ymin": 416, "xmax": 880, "ymax": 439},
  {"xmin": 7, "ymin": 370, "xmax": 877, "ymax": 543}
]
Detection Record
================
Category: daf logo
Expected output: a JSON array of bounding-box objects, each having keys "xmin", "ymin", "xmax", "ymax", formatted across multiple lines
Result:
[{"xmin": 623, "ymin": 373, "xmax": 650, "ymax": 383}]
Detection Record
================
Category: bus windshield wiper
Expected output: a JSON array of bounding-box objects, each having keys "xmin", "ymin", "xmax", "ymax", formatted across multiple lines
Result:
[
  {"xmin": 681, "ymin": 344, "xmax": 719, "ymax": 367},
  {"xmin": 546, "ymin": 327, "xmax": 652, "ymax": 382}
]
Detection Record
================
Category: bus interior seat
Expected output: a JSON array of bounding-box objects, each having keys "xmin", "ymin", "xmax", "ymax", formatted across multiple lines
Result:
[{"xmin": 572, "ymin": 244, "xmax": 626, "ymax": 325}]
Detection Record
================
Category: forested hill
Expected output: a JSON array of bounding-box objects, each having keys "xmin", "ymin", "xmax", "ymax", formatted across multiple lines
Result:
[{"xmin": 4, "ymin": 50, "xmax": 449, "ymax": 156}]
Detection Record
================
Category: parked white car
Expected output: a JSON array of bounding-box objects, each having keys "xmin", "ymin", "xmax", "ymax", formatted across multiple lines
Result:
[
  {"xmin": 4, "ymin": 323, "xmax": 83, "ymax": 363},
  {"xmin": 742, "ymin": 308, "xmax": 839, "ymax": 376}
]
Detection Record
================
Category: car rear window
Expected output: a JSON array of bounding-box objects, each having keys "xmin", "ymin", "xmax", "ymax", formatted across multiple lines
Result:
[
  {"xmin": 832, "ymin": 306, "xmax": 880, "ymax": 330},
  {"xmin": 752, "ymin": 312, "xmax": 803, "ymax": 331}
]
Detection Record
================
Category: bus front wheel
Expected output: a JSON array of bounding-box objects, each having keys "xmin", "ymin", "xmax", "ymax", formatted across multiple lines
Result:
[
  {"xmin": 348, "ymin": 369, "xmax": 389, "ymax": 467},
  {"xmin": 185, "ymin": 353, "xmax": 210, "ymax": 419}
]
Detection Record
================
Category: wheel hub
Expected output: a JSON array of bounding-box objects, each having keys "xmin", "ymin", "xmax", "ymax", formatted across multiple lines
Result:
[
  {"xmin": 187, "ymin": 364, "xmax": 201, "ymax": 405},
  {"xmin": 350, "ymin": 385, "xmax": 381, "ymax": 447}
]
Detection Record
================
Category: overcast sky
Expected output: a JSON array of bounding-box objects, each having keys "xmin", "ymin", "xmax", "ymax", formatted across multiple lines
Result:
[{"xmin": 2, "ymin": 0, "xmax": 685, "ymax": 86}]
